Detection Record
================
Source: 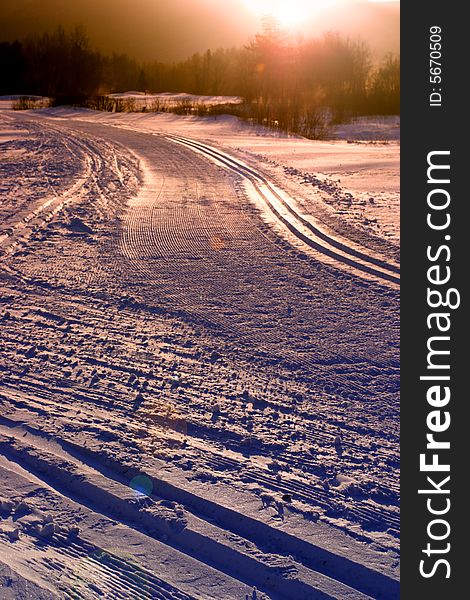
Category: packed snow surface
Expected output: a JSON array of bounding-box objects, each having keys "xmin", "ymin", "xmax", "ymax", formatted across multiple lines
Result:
[{"xmin": 0, "ymin": 105, "xmax": 399, "ymax": 599}]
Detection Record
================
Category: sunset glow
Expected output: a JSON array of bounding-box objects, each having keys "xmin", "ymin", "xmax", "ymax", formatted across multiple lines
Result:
[{"xmin": 242, "ymin": 0, "xmax": 323, "ymax": 27}]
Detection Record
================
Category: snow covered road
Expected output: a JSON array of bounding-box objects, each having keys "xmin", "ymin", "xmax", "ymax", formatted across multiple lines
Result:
[{"xmin": 0, "ymin": 111, "xmax": 400, "ymax": 599}]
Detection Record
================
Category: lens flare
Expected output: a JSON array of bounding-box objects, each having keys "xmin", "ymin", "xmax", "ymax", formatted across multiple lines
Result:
[{"xmin": 130, "ymin": 474, "xmax": 153, "ymax": 497}]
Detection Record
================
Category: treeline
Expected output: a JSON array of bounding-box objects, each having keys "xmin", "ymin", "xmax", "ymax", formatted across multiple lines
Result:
[{"xmin": 1, "ymin": 20, "xmax": 399, "ymax": 118}]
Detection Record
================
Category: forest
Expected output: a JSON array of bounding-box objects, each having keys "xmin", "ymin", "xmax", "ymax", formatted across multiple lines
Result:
[{"xmin": 1, "ymin": 20, "xmax": 399, "ymax": 136}]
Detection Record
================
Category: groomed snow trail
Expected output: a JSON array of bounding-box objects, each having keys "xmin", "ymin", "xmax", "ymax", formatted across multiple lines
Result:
[
  {"xmin": 0, "ymin": 112, "xmax": 400, "ymax": 599},
  {"xmin": 164, "ymin": 134, "xmax": 400, "ymax": 287}
]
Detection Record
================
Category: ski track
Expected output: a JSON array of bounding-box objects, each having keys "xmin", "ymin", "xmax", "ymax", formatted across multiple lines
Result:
[
  {"xmin": 163, "ymin": 134, "xmax": 400, "ymax": 287},
  {"xmin": 0, "ymin": 113, "xmax": 400, "ymax": 599},
  {"xmin": 0, "ymin": 530, "xmax": 194, "ymax": 600},
  {"xmin": 0, "ymin": 419, "xmax": 396, "ymax": 600}
]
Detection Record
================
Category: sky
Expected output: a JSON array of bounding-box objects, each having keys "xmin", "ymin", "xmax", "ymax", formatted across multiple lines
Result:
[{"xmin": 0, "ymin": 0, "xmax": 399, "ymax": 61}]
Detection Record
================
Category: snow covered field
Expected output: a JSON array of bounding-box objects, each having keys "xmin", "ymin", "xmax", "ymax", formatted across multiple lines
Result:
[
  {"xmin": 0, "ymin": 107, "xmax": 399, "ymax": 599},
  {"xmin": 109, "ymin": 91, "xmax": 244, "ymax": 108}
]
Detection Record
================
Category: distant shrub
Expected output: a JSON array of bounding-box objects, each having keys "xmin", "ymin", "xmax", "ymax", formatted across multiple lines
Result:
[
  {"xmin": 12, "ymin": 96, "xmax": 50, "ymax": 110},
  {"xmin": 219, "ymin": 99, "xmax": 333, "ymax": 140},
  {"xmin": 171, "ymin": 100, "xmax": 195, "ymax": 115},
  {"xmin": 90, "ymin": 96, "xmax": 117, "ymax": 112},
  {"xmin": 83, "ymin": 94, "xmax": 333, "ymax": 140}
]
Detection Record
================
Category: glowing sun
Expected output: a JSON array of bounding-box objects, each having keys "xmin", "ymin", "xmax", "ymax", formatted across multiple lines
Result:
[{"xmin": 243, "ymin": 0, "xmax": 327, "ymax": 27}]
